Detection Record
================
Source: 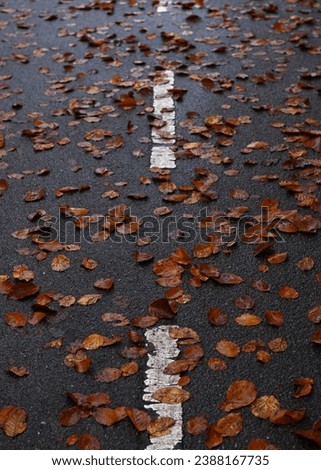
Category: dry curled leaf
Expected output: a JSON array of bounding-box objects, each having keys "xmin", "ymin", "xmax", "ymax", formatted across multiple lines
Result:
[
  {"xmin": 24, "ymin": 188, "xmax": 45, "ymax": 202},
  {"xmin": 94, "ymin": 278, "xmax": 114, "ymax": 291},
  {"xmin": 270, "ymin": 408, "xmax": 305, "ymax": 425},
  {"xmin": 94, "ymin": 407, "xmax": 127, "ymax": 427},
  {"xmin": 82, "ymin": 334, "xmax": 121, "ymax": 350},
  {"xmin": 208, "ymin": 308, "xmax": 228, "ymax": 326},
  {"xmin": 51, "ymin": 254, "xmax": 71, "ymax": 272},
  {"xmin": 220, "ymin": 380, "xmax": 257, "ymax": 411},
  {"xmin": 95, "ymin": 368, "xmax": 122, "ymax": 383},
  {"xmin": 265, "ymin": 310, "xmax": 284, "ymax": 327},
  {"xmin": 297, "ymin": 257, "xmax": 314, "ymax": 271},
  {"xmin": 293, "ymin": 378, "xmax": 314, "ymax": 398},
  {"xmin": 247, "ymin": 438, "xmax": 278, "ymax": 450},
  {"xmin": 77, "ymin": 294, "xmax": 102, "ymax": 305},
  {"xmin": 6, "ymin": 366, "xmax": 29, "ymax": 377},
  {"xmin": 208, "ymin": 357, "xmax": 227, "ymax": 371},
  {"xmin": 307, "ymin": 305, "xmax": 321, "ymax": 324}
]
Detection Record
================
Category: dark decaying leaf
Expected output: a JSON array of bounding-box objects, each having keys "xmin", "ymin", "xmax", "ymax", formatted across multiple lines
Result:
[
  {"xmin": 208, "ymin": 308, "xmax": 228, "ymax": 326},
  {"xmin": 95, "ymin": 368, "xmax": 122, "ymax": 383},
  {"xmin": 270, "ymin": 408, "xmax": 306, "ymax": 425},
  {"xmin": 148, "ymin": 298, "xmax": 177, "ymax": 319},
  {"xmin": 293, "ymin": 378, "xmax": 314, "ymax": 398}
]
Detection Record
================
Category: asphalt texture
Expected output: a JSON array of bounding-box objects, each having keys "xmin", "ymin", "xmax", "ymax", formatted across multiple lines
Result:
[{"xmin": 0, "ymin": 0, "xmax": 321, "ymax": 450}]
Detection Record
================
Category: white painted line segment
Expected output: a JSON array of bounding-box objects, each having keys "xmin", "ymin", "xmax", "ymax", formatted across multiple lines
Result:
[
  {"xmin": 157, "ymin": 1, "xmax": 172, "ymax": 13},
  {"xmin": 144, "ymin": 326, "xmax": 183, "ymax": 450},
  {"xmin": 151, "ymin": 70, "xmax": 176, "ymax": 168}
]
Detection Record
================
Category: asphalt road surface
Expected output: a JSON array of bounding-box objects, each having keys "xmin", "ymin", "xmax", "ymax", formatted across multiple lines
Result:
[{"xmin": 1, "ymin": 0, "xmax": 321, "ymax": 451}]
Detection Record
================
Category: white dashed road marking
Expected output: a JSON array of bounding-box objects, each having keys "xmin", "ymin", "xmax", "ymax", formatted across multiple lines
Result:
[
  {"xmin": 150, "ymin": 70, "xmax": 176, "ymax": 169},
  {"xmin": 157, "ymin": 1, "xmax": 172, "ymax": 13},
  {"xmin": 144, "ymin": 326, "xmax": 183, "ymax": 450}
]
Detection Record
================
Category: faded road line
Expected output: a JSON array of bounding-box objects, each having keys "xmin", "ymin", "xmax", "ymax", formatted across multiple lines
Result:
[
  {"xmin": 150, "ymin": 70, "xmax": 176, "ymax": 169},
  {"xmin": 157, "ymin": 0, "xmax": 173, "ymax": 13},
  {"xmin": 144, "ymin": 326, "xmax": 183, "ymax": 450}
]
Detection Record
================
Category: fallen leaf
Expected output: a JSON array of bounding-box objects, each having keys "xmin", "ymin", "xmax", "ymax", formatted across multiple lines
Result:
[
  {"xmin": 148, "ymin": 298, "xmax": 177, "ymax": 319},
  {"xmin": 251, "ymin": 396, "xmax": 280, "ymax": 419},
  {"xmin": 205, "ymin": 425, "xmax": 224, "ymax": 448},
  {"xmin": 95, "ymin": 368, "xmax": 122, "ymax": 383},
  {"xmin": 126, "ymin": 408, "xmax": 151, "ymax": 432},
  {"xmin": 293, "ymin": 378, "xmax": 314, "ymax": 398},
  {"xmin": 186, "ymin": 415, "xmax": 208, "ymax": 435},
  {"xmin": 77, "ymin": 294, "xmax": 102, "ymax": 305},
  {"xmin": 215, "ymin": 339, "xmax": 240, "ymax": 358},
  {"xmin": 279, "ymin": 286, "xmax": 299, "ymax": 299},
  {"xmin": 6, "ymin": 366, "xmax": 29, "ymax": 377},
  {"xmin": 78, "ymin": 434, "xmax": 100, "ymax": 450},
  {"xmin": 51, "ymin": 254, "xmax": 71, "ymax": 272},
  {"xmin": 265, "ymin": 310, "xmax": 284, "ymax": 327},
  {"xmin": 214, "ymin": 413, "xmax": 243, "ymax": 437},
  {"xmin": 5, "ymin": 311, "xmax": 27, "ymax": 328},
  {"xmin": 152, "ymin": 387, "xmax": 190, "ymax": 404},
  {"xmin": 24, "ymin": 188, "xmax": 45, "ymax": 202},
  {"xmin": 270, "ymin": 408, "xmax": 305, "ymax": 425},
  {"xmin": 94, "ymin": 407, "xmax": 127, "ymax": 426},
  {"xmin": 220, "ymin": 380, "xmax": 257, "ymax": 411},
  {"xmin": 94, "ymin": 278, "xmax": 114, "ymax": 291},
  {"xmin": 147, "ymin": 417, "xmax": 176, "ymax": 437},
  {"xmin": 208, "ymin": 308, "xmax": 228, "ymax": 326},
  {"xmin": 0, "ymin": 406, "xmax": 27, "ymax": 437},
  {"xmin": 82, "ymin": 334, "xmax": 121, "ymax": 350}
]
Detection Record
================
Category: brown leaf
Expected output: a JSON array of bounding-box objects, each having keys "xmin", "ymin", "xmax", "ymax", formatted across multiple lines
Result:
[
  {"xmin": 205, "ymin": 424, "xmax": 224, "ymax": 449},
  {"xmin": 265, "ymin": 310, "xmax": 284, "ymax": 327},
  {"xmin": 153, "ymin": 258, "xmax": 184, "ymax": 277},
  {"xmin": 251, "ymin": 396, "xmax": 280, "ymax": 419},
  {"xmin": 51, "ymin": 254, "xmax": 71, "ymax": 272},
  {"xmin": 294, "ymin": 429, "xmax": 321, "ymax": 447},
  {"xmin": 94, "ymin": 278, "xmax": 114, "ymax": 291},
  {"xmin": 234, "ymin": 294, "xmax": 255, "ymax": 310},
  {"xmin": 12, "ymin": 265, "xmax": 35, "ymax": 282},
  {"xmin": 95, "ymin": 368, "xmax": 122, "ymax": 383},
  {"xmin": 230, "ymin": 188, "xmax": 249, "ymax": 201},
  {"xmin": 126, "ymin": 408, "xmax": 151, "ymax": 432},
  {"xmin": 183, "ymin": 344, "xmax": 204, "ymax": 361},
  {"xmin": 153, "ymin": 206, "xmax": 173, "ymax": 216},
  {"xmin": 64, "ymin": 351, "xmax": 91, "ymax": 373},
  {"xmin": 186, "ymin": 415, "xmax": 208, "ymax": 435},
  {"xmin": 5, "ymin": 311, "xmax": 27, "ymax": 328},
  {"xmin": 94, "ymin": 407, "xmax": 127, "ymax": 426},
  {"xmin": 311, "ymin": 329, "xmax": 321, "ymax": 345},
  {"xmin": 208, "ymin": 308, "xmax": 228, "ymax": 326},
  {"xmin": 192, "ymin": 243, "xmax": 214, "ymax": 258},
  {"xmin": 6, "ymin": 366, "xmax": 29, "ymax": 377},
  {"xmin": 81, "ymin": 257, "xmax": 98, "ymax": 270},
  {"xmin": 77, "ymin": 294, "xmax": 102, "ymax": 305},
  {"xmin": 215, "ymin": 273, "xmax": 244, "ymax": 285},
  {"xmin": 270, "ymin": 408, "xmax": 305, "ymax": 425},
  {"xmin": 60, "ymin": 407, "xmax": 83, "ymax": 427},
  {"xmin": 297, "ymin": 256, "xmax": 315, "ymax": 271},
  {"xmin": 147, "ymin": 417, "xmax": 176, "ymax": 437},
  {"xmin": 102, "ymin": 312, "xmax": 129, "ymax": 327},
  {"xmin": 78, "ymin": 434, "xmax": 100, "ymax": 450},
  {"xmin": 24, "ymin": 188, "xmax": 45, "ymax": 202},
  {"xmin": 82, "ymin": 333, "xmax": 121, "ymax": 350},
  {"xmin": 251, "ymin": 279, "xmax": 271, "ymax": 292},
  {"xmin": 293, "ymin": 378, "xmax": 314, "ymax": 398},
  {"xmin": 220, "ymin": 380, "xmax": 257, "ymax": 411},
  {"xmin": 267, "ymin": 252, "xmax": 288, "ymax": 264},
  {"xmin": 214, "ymin": 413, "xmax": 243, "ymax": 437},
  {"xmin": 307, "ymin": 305, "xmax": 321, "ymax": 323},
  {"xmin": 120, "ymin": 361, "xmax": 139, "ymax": 377},
  {"xmin": 59, "ymin": 295, "xmax": 76, "ymax": 308},
  {"xmin": 235, "ymin": 314, "xmax": 261, "ymax": 326},
  {"xmin": 152, "ymin": 387, "xmax": 190, "ymax": 404},
  {"xmin": 268, "ymin": 337, "xmax": 288, "ymax": 352},
  {"xmin": 148, "ymin": 298, "xmax": 177, "ymax": 319},
  {"xmin": 279, "ymin": 285, "xmax": 299, "ymax": 299},
  {"xmin": 247, "ymin": 438, "xmax": 278, "ymax": 450},
  {"xmin": 208, "ymin": 357, "xmax": 227, "ymax": 371},
  {"xmin": 215, "ymin": 339, "xmax": 240, "ymax": 358},
  {"xmin": 134, "ymin": 251, "xmax": 154, "ymax": 263},
  {"xmin": 164, "ymin": 359, "xmax": 197, "ymax": 375},
  {"xmin": 0, "ymin": 406, "xmax": 27, "ymax": 437},
  {"xmin": 120, "ymin": 346, "xmax": 148, "ymax": 359},
  {"xmin": 8, "ymin": 281, "xmax": 39, "ymax": 300},
  {"xmin": 168, "ymin": 327, "xmax": 200, "ymax": 344}
]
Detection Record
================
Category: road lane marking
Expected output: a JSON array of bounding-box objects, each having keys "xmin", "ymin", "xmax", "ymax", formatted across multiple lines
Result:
[
  {"xmin": 157, "ymin": 1, "xmax": 172, "ymax": 13},
  {"xmin": 144, "ymin": 326, "xmax": 183, "ymax": 449},
  {"xmin": 151, "ymin": 70, "xmax": 176, "ymax": 169}
]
